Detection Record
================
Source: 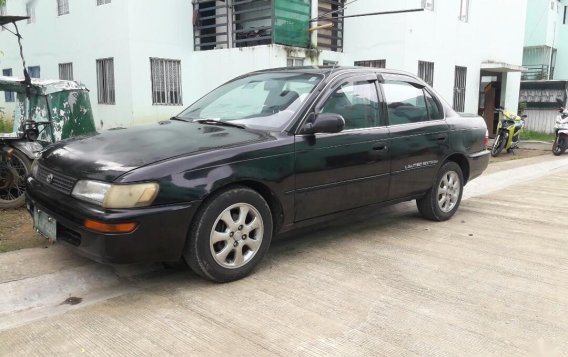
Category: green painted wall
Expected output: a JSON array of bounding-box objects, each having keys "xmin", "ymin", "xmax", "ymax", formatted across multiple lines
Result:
[{"xmin": 273, "ymin": 0, "xmax": 311, "ymax": 48}]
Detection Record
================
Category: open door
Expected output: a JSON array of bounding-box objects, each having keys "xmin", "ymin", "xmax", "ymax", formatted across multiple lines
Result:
[{"xmin": 483, "ymin": 83, "xmax": 496, "ymax": 136}]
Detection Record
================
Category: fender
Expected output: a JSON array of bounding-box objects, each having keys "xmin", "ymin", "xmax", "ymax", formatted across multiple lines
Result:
[{"xmin": 9, "ymin": 141, "xmax": 46, "ymax": 160}]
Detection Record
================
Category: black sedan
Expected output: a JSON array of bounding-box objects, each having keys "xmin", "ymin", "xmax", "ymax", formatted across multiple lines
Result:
[{"xmin": 26, "ymin": 67, "xmax": 490, "ymax": 282}]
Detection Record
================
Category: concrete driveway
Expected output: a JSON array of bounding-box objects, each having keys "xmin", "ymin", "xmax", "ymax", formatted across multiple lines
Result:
[{"xmin": 1, "ymin": 156, "xmax": 568, "ymax": 356}]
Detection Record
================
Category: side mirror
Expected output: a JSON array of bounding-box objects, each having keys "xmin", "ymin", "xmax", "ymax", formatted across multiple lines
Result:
[{"xmin": 303, "ymin": 113, "xmax": 345, "ymax": 134}]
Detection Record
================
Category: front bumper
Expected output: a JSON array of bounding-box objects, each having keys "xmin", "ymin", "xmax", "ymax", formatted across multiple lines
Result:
[
  {"xmin": 468, "ymin": 149, "xmax": 491, "ymax": 182},
  {"xmin": 26, "ymin": 176, "xmax": 201, "ymax": 264}
]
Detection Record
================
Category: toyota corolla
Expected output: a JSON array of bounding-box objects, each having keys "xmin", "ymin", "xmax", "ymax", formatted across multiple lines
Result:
[{"xmin": 26, "ymin": 67, "xmax": 490, "ymax": 282}]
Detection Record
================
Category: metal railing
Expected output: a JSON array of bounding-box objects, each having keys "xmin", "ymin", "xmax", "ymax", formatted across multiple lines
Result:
[{"xmin": 522, "ymin": 65, "xmax": 550, "ymax": 81}]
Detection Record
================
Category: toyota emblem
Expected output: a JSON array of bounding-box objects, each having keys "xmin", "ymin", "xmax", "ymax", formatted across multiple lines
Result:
[{"xmin": 46, "ymin": 174, "xmax": 54, "ymax": 184}]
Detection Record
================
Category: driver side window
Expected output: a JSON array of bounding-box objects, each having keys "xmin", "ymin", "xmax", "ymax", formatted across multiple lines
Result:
[{"xmin": 320, "ymin": 80, "xmax": 381, "ymax": 130}]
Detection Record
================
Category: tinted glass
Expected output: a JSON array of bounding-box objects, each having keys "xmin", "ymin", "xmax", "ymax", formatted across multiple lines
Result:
[
  {"xmin": 321, "ymin": 80, "xmax": 380, "ymax": 130},
  {"xmin": 179, "ymin": 72, "xmax": 322, "ymax": 131},
  {"xmin": 424, "ymin": 89, "xmax": 444, "ymax": 120},
  {"xmin": 382, "ymin": 81, "xmax": 428, "ymax": 125}
]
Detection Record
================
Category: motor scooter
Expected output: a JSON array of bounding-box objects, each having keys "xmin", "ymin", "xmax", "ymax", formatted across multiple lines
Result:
[
  {"xmin": 553, "ymin": 99, "xmax": 568, "ymax": 156},
  {"xmin": 491, "ymin": 108, "xmax": 526, "ymax": 157}
]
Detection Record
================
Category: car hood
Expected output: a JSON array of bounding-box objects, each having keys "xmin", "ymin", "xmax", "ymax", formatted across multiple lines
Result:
[{"xmin": 40, "ymin": 121, "xmax": 269, "ymax": 181}]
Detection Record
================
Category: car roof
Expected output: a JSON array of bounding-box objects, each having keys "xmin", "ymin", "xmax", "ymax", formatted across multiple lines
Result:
[
  {"xmin": 252, "ymin": 66, "xmax": 420, "ymax": 78},
  {"xmin": 250, "ymin": 66, "xmax": 427, "ymax": 87}
]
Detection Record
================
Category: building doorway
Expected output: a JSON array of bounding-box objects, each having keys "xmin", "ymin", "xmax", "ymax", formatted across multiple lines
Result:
[{"xmin": 478, "ymin": 71, "xmax": 502, "ymax": 137}]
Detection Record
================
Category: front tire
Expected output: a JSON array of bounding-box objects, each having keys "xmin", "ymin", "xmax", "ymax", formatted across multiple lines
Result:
[
  {"xmin": 417, "ymin": 162, "xmax": 464, "ymax": 222},
  {"xmin": 184, "ymin": 186, "xmax": 273, "ymax": 283},
  {"xmin": 491, "ymin": 133, "xmax": 506, "ymax": 157},
  {"xmin": 0, "ymin": 149, "xmax": 31, "ymax": 209},
  {"xmin": 553, "ymin": 136, "xmax": 566, "ymax": 156}
]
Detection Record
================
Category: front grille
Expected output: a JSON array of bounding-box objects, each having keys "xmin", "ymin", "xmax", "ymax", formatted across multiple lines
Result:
[{"xmin": 37, "ymin": 165, "xmax": 77, "ymax": 195}]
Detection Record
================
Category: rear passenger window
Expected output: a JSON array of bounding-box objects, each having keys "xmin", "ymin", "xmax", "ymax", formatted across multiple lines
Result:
[
  {"xmin": 424, "ymin": 89, "xmax": 444, "ymax": 120},
  {"xmin": 382, "ymin": 81, "xmax": 428, "ymax": 125},
  {"xmin": 321, "ymin": 80, "xmax": 381, "ymax": 130}
]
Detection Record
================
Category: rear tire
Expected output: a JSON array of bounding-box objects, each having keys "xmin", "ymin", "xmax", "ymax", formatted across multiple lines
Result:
[
  {"xmin": 184, "ymin": 186, "xmax": 273, "ymax": 283},
  {"xmin": 417, "ymin": 162, "xmax": 464, "ymax": 222},
  {"xmin": 553, "ymin": 137, "xmax": 566, "ymax": 156},
  {"xmin": 0, "ymin": 149, "xmax": 31, "ymax": 209},
  {"xmin": 491, "ymin": 133, "xmax": 506, "ymax": 157}
]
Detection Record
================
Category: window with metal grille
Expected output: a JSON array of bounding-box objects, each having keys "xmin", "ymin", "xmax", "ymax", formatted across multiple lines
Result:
[
  {"xmin": 57, "ymin": 0, "xmax": 69, "ymax": 15},
  {"xmin": 193, "ymin": 0, "xmax": 229, "ymax": 51},
  {"xmin": 354, "ymin": 60, "xmax": 386, "ymax": 68},
  {"xmin": 418, "ymin": 61, "xmax": 434, "ymax": 87},
  {"xmin": 97, "ymin": 0, "xmax": 111, "ymax": 5},
  {"xmin": 2, "ymin": 69, "xmax": 15, "ymax": 102},
  {"xmin": 453, "ymin": 66, "xmax": 467, "ymax": 112},
  {"xmin": 459, "ymin": 0, "xmax": 469, "ymax": 22},
  {"xmin": 26, "ymin": 3, "xmax": 35, "ymax": 23},
  {"xmin": 59, "ymin": 63, "xmax": 73, "ymax": 81},
  {"xmin": 287, "ymin": 58, "xmax": 305, "ymax": 67},
  {"xmin": 28, "ymin": 66, "xmax": 41, "ymax": 78},
  {"xmin": 96, "ymin": 58, "xmax": 115, "ymax": 105},
  {"xmin": 317, "ymin": 0, "xmax": 344, "ymax": 52},
  {"xmin": 422, "ymin": 0, "xmax": 434, "ymax": 11},
  {"xmin": 150, "ymin": 58, "xmax": 183, "ymax": 106},
  {"xmin": 233, "ymin": 0, "xmax": 273, "ymax": 49}
]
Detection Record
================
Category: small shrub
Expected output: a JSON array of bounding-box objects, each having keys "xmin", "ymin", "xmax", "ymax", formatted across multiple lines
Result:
[{"xmin": 0, "ymin": 118, "xmax": 13, "ymax": 133}]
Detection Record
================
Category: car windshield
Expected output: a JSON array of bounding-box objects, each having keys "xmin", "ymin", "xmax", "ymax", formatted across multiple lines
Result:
[{"xmin": 178, "ymin": 72, "xmax": 323, "ymax": 131}]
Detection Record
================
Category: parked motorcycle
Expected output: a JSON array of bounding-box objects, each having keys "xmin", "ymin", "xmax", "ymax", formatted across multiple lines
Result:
[
  {"xmin": 491, "ymin": 108, "xmax": 526, "ymax": 157},
  {"xmin": 552, "ymin": 101, "xmax": 568, "ymax": 156}
]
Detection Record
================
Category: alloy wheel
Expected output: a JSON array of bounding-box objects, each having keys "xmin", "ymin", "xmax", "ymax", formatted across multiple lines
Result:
[
  {"xmin": 209, "ymin": 203, "xmax": 264, "ymax": 269},
  {"xmin": 437, "ymin": 171, "xmax": 461, "ymax": 213}
]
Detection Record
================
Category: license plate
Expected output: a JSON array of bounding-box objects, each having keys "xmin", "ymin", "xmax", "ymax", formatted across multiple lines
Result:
[{"xmin": 33, "ymin": 208, "xmax": 57, "ymax": 241}]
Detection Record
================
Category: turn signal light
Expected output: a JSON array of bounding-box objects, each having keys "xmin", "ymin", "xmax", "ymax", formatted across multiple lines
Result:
[
  {"xmin": 484, "ymin": 129, "xmax": 489, "ymax": 147},
  {"xmin": 84, "ymin": 219, "xmax": 138, "ymax": 234}
]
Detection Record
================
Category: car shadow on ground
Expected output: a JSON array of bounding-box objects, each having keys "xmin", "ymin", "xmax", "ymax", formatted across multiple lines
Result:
[{"xmin": 135, "ymin": 201, "xmax": 420, "ymax": 288}]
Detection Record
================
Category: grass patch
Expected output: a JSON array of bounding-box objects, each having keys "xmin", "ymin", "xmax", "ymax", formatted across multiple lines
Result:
[
  {"xmin": 0, "ymin": 118, "xmax": 13, "ymax": 133},
  {"xmin": 520, "ymin": 130, "xmax": 555, "ymax": 142}
]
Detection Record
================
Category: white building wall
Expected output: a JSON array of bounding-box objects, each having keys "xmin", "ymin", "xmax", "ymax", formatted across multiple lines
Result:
[
  {"xmin": 343, "ymin": 0, "xmax": 527, "ymax": 114},
  {"xmin": 125, "ymin": 0, "xmax": 193, "ymax": 125},
  {"xmin": 524, "ymin": 0, "xmax": 559, "ymax": 47},
  {"xmin": 555, "ymin": 0, "xmax": 568, "ymax": 79},
  {"xmin": 0, "ymin": 0, "xmax": 527, "ymax": 128},
  {"xmin": 0, "ymin": 0, "xmax": 134, "ymax": 129}
]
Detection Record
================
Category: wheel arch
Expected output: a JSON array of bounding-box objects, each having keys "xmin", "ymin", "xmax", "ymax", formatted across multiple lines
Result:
[
  {"xmin": 197, "ymin": 179, "xmax": 285, "ymax": 235},
  {"xmin": 442, "ymin": 153, "xmax": 470, "ymax": 185}
]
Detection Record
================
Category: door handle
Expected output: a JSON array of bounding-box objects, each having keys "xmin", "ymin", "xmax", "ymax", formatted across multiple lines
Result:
[
  {"xmin": 373, "ymin": 144, "xmax": 388, "ymax": 151},
  {"xmin": 436, "ymin": 134, "xmax": 447, "ymax": 142}
]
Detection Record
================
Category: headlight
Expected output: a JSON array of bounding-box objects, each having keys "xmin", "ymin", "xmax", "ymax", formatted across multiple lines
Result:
[
  {"xmin": 72, "ymin": 180, "xmax": 159, "ymax": 209},
  {"xmin": 31, "ymin": 160, "xmax": 39, "ymax": 178}
]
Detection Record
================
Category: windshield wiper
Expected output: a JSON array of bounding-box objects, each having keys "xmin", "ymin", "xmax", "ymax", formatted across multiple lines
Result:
[
  {"xmin": 193, "ymin": 119, "xmax": 246, "ymax": 129},
  {"xmin": 170, "ymin": 116, "xmax": 191, "ymax": 122}
]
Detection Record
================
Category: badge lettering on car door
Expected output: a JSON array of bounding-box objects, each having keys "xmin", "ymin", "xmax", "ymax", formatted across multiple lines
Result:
[{"xmin": 404, "ymin": 160, "xmax": 439, "ymax": 170}]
